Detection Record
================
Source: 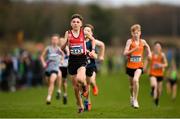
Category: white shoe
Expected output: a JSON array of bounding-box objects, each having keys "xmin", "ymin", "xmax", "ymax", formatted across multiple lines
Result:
[
  {"xmin": 130, "ymin": 96, "xmax": 134, "ymax": 107},
  {"xmin": 133, "ymin": 100, "xmax": 139, "ymax": 109},
  {"xmin": 46, "ymin": 95, "xmax": 51, "ymax": 105}
]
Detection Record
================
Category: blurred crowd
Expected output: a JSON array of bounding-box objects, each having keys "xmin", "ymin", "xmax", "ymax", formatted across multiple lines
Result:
[{"xmin": 0, "ymin": 47, "xmax": 43, "ymax": 92}]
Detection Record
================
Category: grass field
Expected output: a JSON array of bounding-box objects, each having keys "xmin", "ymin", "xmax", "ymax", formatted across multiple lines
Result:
[{"xmin": 0, "ymin": 71, "xmax": 180, "ymax": 118}]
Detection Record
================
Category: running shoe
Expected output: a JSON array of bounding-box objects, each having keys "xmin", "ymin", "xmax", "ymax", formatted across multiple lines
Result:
[
  {"xmin": 82, "ymin": 85, "xmax": 89, "ymax": 97},
  {"xmin": 46, "ymin": 95, "xmax": 51, "ymax": 105},
  {"xmin": 133, "ymin": 100, "xmax": 139, "ymax": 109},
  {"xmin": 130, "ymin": 96, "xmax": 134, "ymax": 107},
  {"xmin": 93, "ymin": 85, "xmax": 99, "ymax": 96},
  {"xmin": 63, "ymin": 96, "xmax": 67, "ymax": 105},
  {"xmin": 78, "ymin": 108, "xmax": 84, "ymax": 113},
  {"xmin": 87, "ymin": 103, "xmax": 92, "ymax": 111},
  {"xmin": 46, "ymin": 101, "xmax": 51, "ymax": 105},
  {"xmin": 84, "ymin": 100, "xmax": 88, "ymax": 111},
  {"xmin": 154, "ymin": 98, "xmax": 159, "ymax": 106}
]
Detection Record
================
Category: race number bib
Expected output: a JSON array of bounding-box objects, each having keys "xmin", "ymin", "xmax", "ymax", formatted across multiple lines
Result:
[
  {"xmin": 48, "ymin": 53, "xmax": 60, "ymax": 61},
  {"xmin": 70, "ymin": 45, "xmax": 84, "ymax": 55},
  {"xmin": 153, "ymin": 63, "xmax": 161, "ymax": 69},
  {"xmin": 130, "ymin": 56, "xmax": 141, "ymax": 62}
]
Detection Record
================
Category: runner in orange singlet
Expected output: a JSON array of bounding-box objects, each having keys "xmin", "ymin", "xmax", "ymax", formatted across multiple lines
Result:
[
  {"xmin": 144, "ymin": 41, "xmax": 168, "ymax": 106},
  {"xmin": 123, "ymin": 24, "xmax": 152, "ymax": 108}
]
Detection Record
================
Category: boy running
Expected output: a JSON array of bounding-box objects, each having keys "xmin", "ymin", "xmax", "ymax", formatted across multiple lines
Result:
[
  {"xmin": 83, "ymin": 24, "xmax": 105, "ymax": 111},
  {"xmin": 40, "ymin": 34, "xmax": 64, "ymax": 104},
  {"xmin": 145, "ymin": 41, "xmax": 168, "ymax": 106},
  {"xmin": 123, "ymin": 24, "xmax": 151, "ymax": 108},
  {"xmin": 56, "ymin": 37, "xmax": 70, "ymax": 104},
  {"xmin": 166, "ymin": 59, "xmax": 178, "ymax": 100},
  {"xmin": 62, "ymin": 14, "xmax": 96, "ymax": 113}
]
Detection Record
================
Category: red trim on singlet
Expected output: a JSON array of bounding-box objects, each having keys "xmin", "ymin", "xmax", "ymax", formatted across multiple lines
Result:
[{"xmin": 70, "ymin": 29, "xmax": 81, "ymax": 39}]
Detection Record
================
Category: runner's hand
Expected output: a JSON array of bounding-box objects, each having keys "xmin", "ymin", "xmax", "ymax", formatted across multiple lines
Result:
[
  {"xmin": 42, "ymin": 62, "xmax": 47, "ymax": 68},
  {"xmin": 89, "ymin": 50, "xmax": 97, "ymax": 59}
]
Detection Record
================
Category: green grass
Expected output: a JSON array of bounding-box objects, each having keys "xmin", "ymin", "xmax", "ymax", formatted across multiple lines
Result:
[{"xmin": 0, "ymin": 71, "xmax": 180, "ymax": 118}]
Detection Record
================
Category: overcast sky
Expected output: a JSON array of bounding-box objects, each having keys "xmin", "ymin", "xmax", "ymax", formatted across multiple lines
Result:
[{"xmin": 24, "ymin": 0, "xmax": 180, "ymax": 7}]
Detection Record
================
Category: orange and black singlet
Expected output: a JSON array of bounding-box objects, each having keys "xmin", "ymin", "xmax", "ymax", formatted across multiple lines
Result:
[
  {"xmin": 127, "ymin": 39, "xmax": 144, "ymax": 69},
  {"xmin": 149, "ymin": 52, "xmax": 164, "ymax": 77}
]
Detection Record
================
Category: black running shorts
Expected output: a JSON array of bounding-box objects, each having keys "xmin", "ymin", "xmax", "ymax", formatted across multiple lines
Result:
[
  {"xmin": 126, "ymin": 67, "xmax": 143, "ymax": 78},
  {"xmin": 68, "ymin": 54, "xmax": 87, "ymax": 75},
  {"xmin": 86, "ymin": 66, "xmax": 97, "ymax": 77},
  {"xmin": 45, "ymin": 70, "xmax": 58, "ymax": 77},
  {"xmin": 59, "ymin": 67, "xmax": 68, "ymax": 78}
]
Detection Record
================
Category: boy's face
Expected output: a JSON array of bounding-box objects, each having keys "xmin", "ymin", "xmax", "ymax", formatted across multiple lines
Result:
[
  {"xmin": 131, "ymin": 30, "xmax": 141, "ymax": 39},
  {"xmin": 51, "ymin": 36, "xmax": 59, "ymax": 45},
  {"xmin": 84, "ymin": 27, "xmax": 93, "ymax": 37},
  {"xmin": 154, "ymin": 43, "xmax": 162, "ymax": 53},
  {"xmin": 71, "ymin": 18, "xmax": 82, "ymax": 31}
]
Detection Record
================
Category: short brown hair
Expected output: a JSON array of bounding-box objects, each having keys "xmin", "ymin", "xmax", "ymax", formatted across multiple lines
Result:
[
  {"xmin": 71, "ymin": 14, "xmax": 83, "ymax": 21},
  {"xmin": 154, "ymin": 41, "xmax": 162, "ymax": 46},
  {"xmin": 84, "ymin": 24, "xmax": 94, "ymax": 31},
  {"xmin": 51, "ymin": 34, "xmax": 60, "ymax": 38},
  {"xmin": 131, "ymin": 24, "xmax": 141, "ymax": 33}
]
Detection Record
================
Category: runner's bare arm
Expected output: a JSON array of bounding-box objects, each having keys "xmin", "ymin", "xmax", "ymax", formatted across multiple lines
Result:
[
  {"xmin": 95, "ymin": 39, "xmax": 105, "ymax": 61},
  {"xmin": 123, "ymin": 39, "xmax": 138, "ymax": 56},
  {"xmin": 59, "ymin": 48, "xmax": 65, "ymax": 64},
  {"xmin": 65, "ymin": 46, "xmax": 70, "ymax": 56},
  {"xmin": 142, "ymin": 40, "xmax": 152, "ymax": 59},
  {"xmin": 40, "ymin": 47, "xmax": 48, "ymax": 68},
  {"xmin": 162, "ymin": 53, "xmax": 168, "ymax": 68},
  {"xmin": 61, "ymin": 31, "xmax": 68, "ymax": 50},
  {"xmin": 85, "ymin": 31, "xmax": 96, "ymax": 57}
]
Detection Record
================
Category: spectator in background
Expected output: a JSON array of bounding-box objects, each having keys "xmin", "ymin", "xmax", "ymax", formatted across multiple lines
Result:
[
  {"xmin": 0, "ymin": 54, "xmax": 16, "ymax": 92},
  {"xmin": 166, "ymin": 59, "xmax": 178, "ymax": 100},
  {"xmin": 107, "ymin": 56, "xmax": 114, "ymax": 73},
  {"xmin": 166, "ymin": 48, "xmax": 173, "ymax": 65},
  {"xmin": 175, "ymin": 48, "xmax": 180, "ymax": 69},
  {"xmin": 0, "ymin": 56, "xmax": 2, "ymax": 83},
  {"xmin": 145, "ymin": 41, "xmax": 168, "ymax": 106},
  {"xmin": 32, "ymin": 51, "xmax": 43, "ymax": 86}
]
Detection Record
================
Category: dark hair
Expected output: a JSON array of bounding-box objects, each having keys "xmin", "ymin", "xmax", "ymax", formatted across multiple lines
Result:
[
  {"xmin": 154, "ymin": 41, "xmax": 162, "ymax": 46},
  {"xmin": 84, "ymin": 24, "xmax": 94, "ymax": 31},
  {"xmin": 71, "ymin": 14, "xmax": 83, "ymax": 21}
]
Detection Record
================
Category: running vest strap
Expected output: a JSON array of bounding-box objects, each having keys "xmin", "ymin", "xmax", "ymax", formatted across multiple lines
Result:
[
  {"xmin": 68, "ymin": 28, "xmax": 86, "ymax": 56},
  {"xmin": 127, "ymin": 39, "xmax": 144, "ymax": 69},
  {"xmin": 150, "ymin": 52, "xmax": 163, "ymax": 76}
]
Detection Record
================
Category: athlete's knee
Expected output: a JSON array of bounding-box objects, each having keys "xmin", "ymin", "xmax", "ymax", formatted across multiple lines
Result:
[
  {"xmin": 49, "ymin": 77, "xmax": 56, "ymax": 84},
  {"xmin": 133, "ymin": 77, "xmax": 139, "ymax": 83},
  {"xmin": 76, "ymin": 75, "xmax": 86, "ymax": 83},
  {"xmin": 72, "ymin": 82, "xmax": 79, "ymax": 91}
]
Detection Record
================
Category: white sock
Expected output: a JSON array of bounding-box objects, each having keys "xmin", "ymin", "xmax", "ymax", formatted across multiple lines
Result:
[
  {"xmin": 64, "ymin": 93, "xmax": 67, "ymax": 97},
  {"xmin": 57, "ymin": 89, "xmax": 61, "ymax": 93},
  {"xmin": 47, "ymin": 95, "xmax": 51, "ymax": 101}
]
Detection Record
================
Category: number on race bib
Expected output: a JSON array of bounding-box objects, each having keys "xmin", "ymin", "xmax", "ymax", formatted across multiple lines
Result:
[
  {"xmin": 70, "ymin": 46, "xmax": 83, "ymax": 55},
  {"xmin": 130, "ymin": 56, "xmax": 141, "ymax": 62}
]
